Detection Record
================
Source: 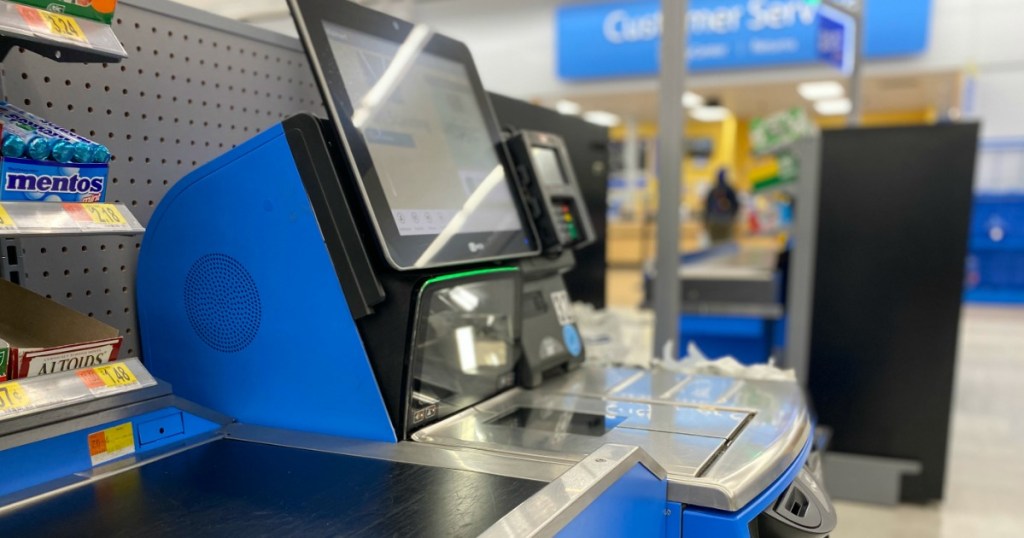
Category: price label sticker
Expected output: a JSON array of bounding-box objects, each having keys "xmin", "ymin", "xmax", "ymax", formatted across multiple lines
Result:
[
  {"xmin": 88, "ymin": 423, "xmax": 135, "ymax": 466},
  {"xmin": 63, "ymin": 203, "xmax": 129, "ymax": 228},
  {"xmin": 0, "ymin": 382, "xmax": 32, "ymax": 415},
  {"xmin": 78, "ymin": 363, "xmax": 138, "ymax": 390},
  {"xmin": 39, "ymin": 11, "xmax": 87, "ymax": 43},
  {"xmin": 0, "ymin": 204, "xmax": 15, "ymax": 229}
]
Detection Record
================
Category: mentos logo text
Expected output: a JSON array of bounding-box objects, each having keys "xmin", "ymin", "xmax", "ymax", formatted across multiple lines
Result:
[{"xmin": 5, "ymin": 173, "xmax": 104, "ymax": 194}]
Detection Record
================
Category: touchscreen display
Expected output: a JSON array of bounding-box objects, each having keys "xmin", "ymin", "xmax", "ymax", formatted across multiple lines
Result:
[
  {"xmin": 530, "ymin": 146, "xmax": 568, "ymax": 186},
  {"xmin": 323, "ymin": 23, "xmax": 523, "ymax": 238}
]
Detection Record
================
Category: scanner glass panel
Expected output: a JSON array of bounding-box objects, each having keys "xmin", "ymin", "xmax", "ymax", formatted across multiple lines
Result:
[{"xmin": 408, "ymin": 277, "xmax": 519, "ymax": 429}]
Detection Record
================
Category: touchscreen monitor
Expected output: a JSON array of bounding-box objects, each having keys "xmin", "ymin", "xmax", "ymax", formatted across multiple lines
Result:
[{"xmin": 290, "ymin": 0, "xmax": 539, "ymax": 270}]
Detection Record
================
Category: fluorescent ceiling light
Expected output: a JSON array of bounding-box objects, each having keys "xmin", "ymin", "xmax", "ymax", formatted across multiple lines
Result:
[
  {"xmin": 555, "ymin": 99, "xmax": 582, "ymax": 115},
  {"xmin": 582, "ymin": 110, "xmax": 622, "ymax": 127},
  {"xmin": 798, "ymin": 81, "xmax": 845, "ymax": 101},
  {"xmin": 690, "ymin": 105, "xmax": 731, "ymax": 123},
  {"xmin": 814, "ymin": 97, "xmax": 852, "ymax": 116},
  {"xmin": 682, "ymin": 91, "xmax": 705, "ymax": 109}
]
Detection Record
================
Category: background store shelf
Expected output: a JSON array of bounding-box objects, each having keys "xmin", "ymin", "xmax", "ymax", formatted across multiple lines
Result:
[
  {"xmin": 0, "ymin": 0, "xmax": 324, "ymax": 358},
  {"xmin": 0, "ymin": 0, "xmax": 126, "ymax": 62}
]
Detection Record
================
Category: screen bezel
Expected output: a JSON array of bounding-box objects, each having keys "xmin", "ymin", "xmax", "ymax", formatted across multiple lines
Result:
[{"xmin": 289, "ymin": 0, "xmax": 539, "ymax": 270}]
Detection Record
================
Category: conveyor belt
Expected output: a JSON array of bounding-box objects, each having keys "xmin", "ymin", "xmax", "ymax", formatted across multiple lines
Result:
[{"xmin": 0, "ymin": 439, "xmax": 546, "ymax": 537}]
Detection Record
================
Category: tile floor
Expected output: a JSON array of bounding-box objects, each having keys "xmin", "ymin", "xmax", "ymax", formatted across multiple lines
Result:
[{"xmin": 832, "ymin": 305, "xmax": 1024, "ymax": 537}]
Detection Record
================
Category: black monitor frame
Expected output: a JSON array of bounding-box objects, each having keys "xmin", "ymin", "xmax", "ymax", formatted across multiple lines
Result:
[{"xmin": 289, "ymin": 0, "xmax": 539, "ymax": 270}]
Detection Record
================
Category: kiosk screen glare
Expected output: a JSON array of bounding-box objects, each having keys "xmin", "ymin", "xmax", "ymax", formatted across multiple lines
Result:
[
  {"xmin": 324, "ymin": 23, "xmax": 522, "ymax": 237},
  {"xmin": 530, "ymin": 146, "xmax": 568, "ymax": 186}
]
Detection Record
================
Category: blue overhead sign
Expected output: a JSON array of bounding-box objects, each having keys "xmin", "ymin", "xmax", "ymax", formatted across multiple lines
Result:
[
  {"xmin": 816, "ymin": 5, "xmax": 854, "ymax": 75},
  {"xmin": 556, "ymin": 0, "xmax": 931, "ymax": 80}
]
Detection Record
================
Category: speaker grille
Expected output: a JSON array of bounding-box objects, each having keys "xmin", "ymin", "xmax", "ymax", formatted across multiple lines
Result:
[{"xmin": 184, "ymin": 254, "xmax": 261, "ymax": 353}]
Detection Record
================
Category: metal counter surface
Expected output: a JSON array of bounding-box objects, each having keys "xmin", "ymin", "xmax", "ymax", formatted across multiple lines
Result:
[
  {"xmin": 0, "ymin": 438, "xmax": 546, "ymax": 537},
  {"xmin": 417, "ymin": 366, "xmax": 810, "ymax": 512}
]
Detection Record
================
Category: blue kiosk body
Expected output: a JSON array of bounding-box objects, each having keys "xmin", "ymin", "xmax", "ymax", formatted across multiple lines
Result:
[{"xmin": 137, "ymin": 118, "xmax": 396, "ymax": 442}]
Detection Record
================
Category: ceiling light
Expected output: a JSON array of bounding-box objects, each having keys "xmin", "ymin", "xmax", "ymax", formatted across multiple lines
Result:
[
  {"xmin": 555, "ymin": 99, "xmax": 582, "ymax": 115},
  {"xmin": 682, "ymin": 91, "xmax": 705, "ymax": 109},
  {"xmin": 582, "ymin": 110, "xmax": 622, "ymax": 127},
  {"xmin": 814, "ymin": 97, "xmax": 852, "ymax": 116},
  {"xmin": 690, "ymin": 105, "xmax": 731, "ymax": 123},
  {"xmin": 798, "ymin": 81, "xmax": 845, "ymax": 101}
]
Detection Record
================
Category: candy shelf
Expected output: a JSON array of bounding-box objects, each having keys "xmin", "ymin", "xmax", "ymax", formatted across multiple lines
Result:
[
  {"xmin": 0, "ymin": 1, "xmax": 126, "ymax": 63},
  {"xmin": 0, "ymin": 358, "xmax": 156, "ymax": 422}
]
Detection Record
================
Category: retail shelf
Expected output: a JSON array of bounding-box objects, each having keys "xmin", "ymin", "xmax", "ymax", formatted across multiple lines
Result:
[
  {"xmin": 0, "ymin": 201, "xmax": 144, "ymax": 236},
  {"xmin": 0, "ymin": 1, "xmax": 126, "ymax": 63},
  {"xmin": 0, "ymin": 358, "xmax": 156, "ymax": 422}
]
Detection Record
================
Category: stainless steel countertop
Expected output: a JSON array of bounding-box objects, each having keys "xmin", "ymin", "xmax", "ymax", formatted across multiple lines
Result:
[
  {"xmin": 677, "ymin": 247, "xmax": 781, "ymax": 281},
  {"xmin": 414, "ymin": 365, "xmax": 810, "ymax": 511}
]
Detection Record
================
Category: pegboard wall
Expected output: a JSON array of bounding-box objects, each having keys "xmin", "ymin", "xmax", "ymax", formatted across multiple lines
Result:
[{"xmin": 1, "ymin": 0, "xmax": 323, "ymax": 358}]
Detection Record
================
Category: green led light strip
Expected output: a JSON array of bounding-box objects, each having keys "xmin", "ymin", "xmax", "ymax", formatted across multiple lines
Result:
[{"xmin": 422, "ymin": 266, "xmax": 518, "ymax": 287}]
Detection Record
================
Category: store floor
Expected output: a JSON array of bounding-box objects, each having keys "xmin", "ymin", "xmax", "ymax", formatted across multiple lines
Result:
[{"xmin": 832, "ymin": 305, "xmax": 1024, "ymax": 537}]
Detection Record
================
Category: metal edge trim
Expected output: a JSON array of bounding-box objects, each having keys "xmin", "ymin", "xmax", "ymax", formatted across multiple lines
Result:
[
  {"xmin": 480, "ymin": 444, "xmax": 666, "ymax": 538},
  {"xmin": 0, "ymin": 389, "xmax": 174, "ymax": 451},
  {"xmin": 665, "ymin": 415, "xmax": 812, "ymax": 511},
  {"xmin": 224, "ymin": 422, "xmax": 572, "ymax": 483}
]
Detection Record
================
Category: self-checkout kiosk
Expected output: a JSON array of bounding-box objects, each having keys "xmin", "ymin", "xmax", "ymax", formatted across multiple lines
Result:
[{"xmin": 0, "ymin": 0, "xmax": 833, "ymax": 535}]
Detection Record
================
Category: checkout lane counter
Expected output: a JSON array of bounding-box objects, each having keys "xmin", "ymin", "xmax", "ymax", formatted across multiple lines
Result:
[
  {"xmin": 0, "ymin": 0, "xmax": 832, "ymax": 535},
  {"xmin": 0, "ymin": 360, "xmax": 667, "ymax": 537},
  {"xmin": 645, "ymin": 242, "xmax": 788, "ymax": 364}
]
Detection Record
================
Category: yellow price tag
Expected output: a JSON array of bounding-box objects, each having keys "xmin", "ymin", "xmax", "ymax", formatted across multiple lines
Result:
[
  {"xmin": 84, "ymin": 204, "xmax": 128, "ymax": 226},
  {"xmin": 0, "ymin": 382, "xmax": 31, "ymax": 414},
  {"xmin": 93, "ymin": 363, "xmax": 138, "ymax": 388},
  {"xmin": 0, "ymin": 204, "xmax": 13, "ymax": 228},
  {"xmin": 39, "ymin": 11, "xmax": 86, "ymax": 43},
  {"xmin": 88, "ymin": 423, "xmax": 135, "ymax": 466}
]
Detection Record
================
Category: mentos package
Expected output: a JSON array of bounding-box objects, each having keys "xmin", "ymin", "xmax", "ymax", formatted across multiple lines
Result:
[
  {"xmin": 0, "ymin": 102, "xmax": 108, "ymax": 202},
  {"xmin": 1, "ymin": 158, "xmax": 107, "ymax": 202}
]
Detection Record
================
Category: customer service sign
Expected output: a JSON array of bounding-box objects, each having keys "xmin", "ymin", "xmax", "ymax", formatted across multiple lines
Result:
[{"xmin": 556, "ymin": 0, "xmax": 930, "ymax": 79}]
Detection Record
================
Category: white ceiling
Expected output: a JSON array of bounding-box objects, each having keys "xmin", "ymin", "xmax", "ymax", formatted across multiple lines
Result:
[{"xmin": 168, "ymin": 1, "xmax": 962, "ymax": 122}]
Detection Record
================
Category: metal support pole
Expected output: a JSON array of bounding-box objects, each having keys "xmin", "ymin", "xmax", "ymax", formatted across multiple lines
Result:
[
  {"xmin": 652, "ymin": 0, "xmax": 688, "ymax": 359},
  {"xmin": 623, "ymin": 118, "xmax": 641, "ymax": 220},
  {"xmin": 848, "ymin": 1, "xmax": 864, "ymax": 126},
  {"xmin": 782, "ymin": 136, "xmax": 822, "ymax": 385},
  {"xmin": 824, "ymin": 0, "xmax": 865, "ymax": 126}
]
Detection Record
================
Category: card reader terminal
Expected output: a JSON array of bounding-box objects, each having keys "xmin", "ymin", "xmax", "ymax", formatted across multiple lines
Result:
[{"xmin": 506, "ymin": 130, "xmax": 595, "ymax": 254}]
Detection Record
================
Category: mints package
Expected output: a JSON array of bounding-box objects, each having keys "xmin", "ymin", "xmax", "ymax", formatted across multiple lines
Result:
[
  {"xmin": 0, "ymin": 337, "xmax": 9, "ymax": 382},
  {"xmin": 0, "ymin": 102, "xmax": 109, "ymax": 202},
  {"xmin": 0, "ymin": 102, "xmax": 109, "ymax": 163}
]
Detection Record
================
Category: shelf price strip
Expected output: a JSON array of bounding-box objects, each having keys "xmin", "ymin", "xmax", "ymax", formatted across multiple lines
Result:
[
  {"xmin": 63, "ymin": 203, "xmax": 129, "ymax": 229},
  {"xmin": 0, "ymin": 204, "xmax": 14, "ymax": 229},
  {"xmin": 77, "ymin": 363, "xmax": 138, "ymax": 392},
  {"xmin": 0, "ymin": 382, "xmax": 32, "ymax": 415},
  {"xmin": 17, "ymin": 6, "xmax": 88, "ymax": 44}
]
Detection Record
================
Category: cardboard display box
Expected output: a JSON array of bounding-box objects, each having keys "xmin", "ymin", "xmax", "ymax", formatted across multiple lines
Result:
[{"xmin": 0, "ymin": 279, "xmax": 121, "ymax": 380}]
